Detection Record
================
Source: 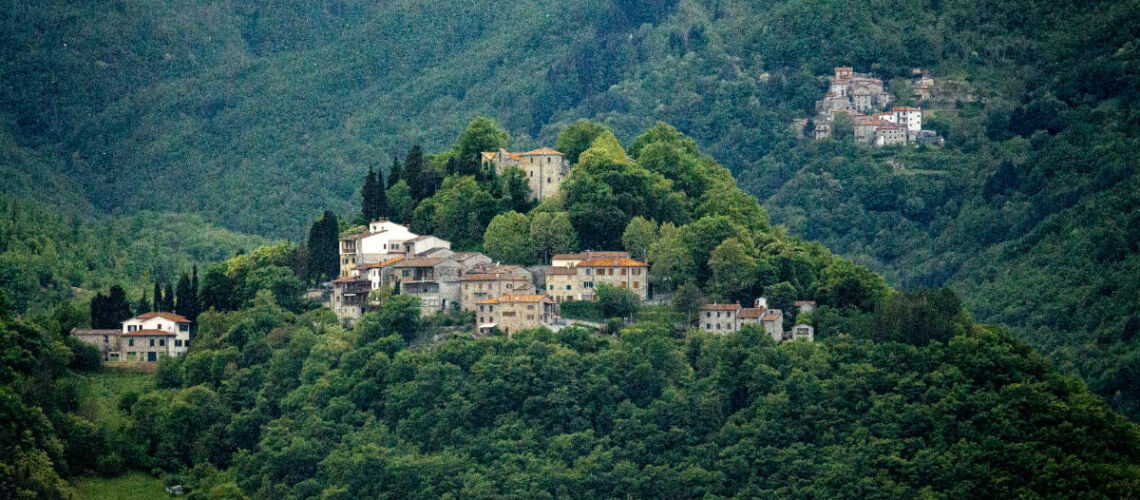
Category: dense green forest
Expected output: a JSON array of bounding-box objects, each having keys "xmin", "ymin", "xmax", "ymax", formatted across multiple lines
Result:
[
  {"xmin": 5, "ymin": 123, "xmax": 1139, "ymax": 498},
  {"xmin": 0, "ymin": 195, "xmax": 265, "ymax": 315},
  {"xmin": 3, "ymin": 0, "xmax": 1138, "ymax": 421}
]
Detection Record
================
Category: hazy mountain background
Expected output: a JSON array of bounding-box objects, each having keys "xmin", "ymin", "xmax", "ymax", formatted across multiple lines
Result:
[{"xmin": 3, "ymin": 0, "xmax": 1139, "ymax": 417}]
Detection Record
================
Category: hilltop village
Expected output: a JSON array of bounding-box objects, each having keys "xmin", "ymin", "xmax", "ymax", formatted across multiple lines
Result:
[
  {"xmin": 811, "ymin": 66, "xmax": 944, "ymax": 147},
  {"xmin": 327, "ymin": 146, "xmax": 815, "ymax": 341}
]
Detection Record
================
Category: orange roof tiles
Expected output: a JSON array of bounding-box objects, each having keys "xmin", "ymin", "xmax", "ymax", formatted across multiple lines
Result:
[
  {"xmin": 739, "ymin": 307, "xmax": 765, "ymax": 319},
  {"xmin": 122, "ymin": 329, "xmax": 176, "ymax": 337},
  {"xmin": 477, "ymin": 294, "xmax": 551, "ymax": 305},
  {"xmin": 551, "ymin": 250, "xmax": 630, "ymax": 261},
  {"xmin": 460, "ymin": 273, "xmax": 528, "ymax": 281},
  {"xmin": 892, "ymin": 106, "xmax": 921, "ymax": 111},
  {"xmin": 701, "ymin": 303, "xmax": 742, "ymax": 311},
  {"xmin": 132, "ymin": 312, "xmax": 190, "ymax": 323},
  {"xmin": 762, "ymin": 311, "xmax": 782, "ymax": 321},
  {"xmin": 576, "ymin": 257, "xmax": 648, "ymax": 268},
  {"xmin": 518, "ymin": 147, "xmax": 563, "ymax": 156},
  {"xmin": 795, "ymin": 300, "xmax": 817, "ymax": 306}
]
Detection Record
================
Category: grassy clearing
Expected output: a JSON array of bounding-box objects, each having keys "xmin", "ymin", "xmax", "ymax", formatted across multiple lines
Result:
[
  {"xmin": 73, "ymin": 368, "xmax": 154, "ymax": 425},
  {"xmin": 68, "ymin": 472, "xmax": 168, "ymax": 500}
]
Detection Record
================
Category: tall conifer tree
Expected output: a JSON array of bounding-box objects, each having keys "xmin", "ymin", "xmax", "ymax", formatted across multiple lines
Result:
[{"xmin": 362, "ymin": 166, "xmax": 378, "ymax": 222}]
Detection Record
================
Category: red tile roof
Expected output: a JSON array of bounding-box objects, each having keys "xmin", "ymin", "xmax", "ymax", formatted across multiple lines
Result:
[
  {"xmin": 738, "ymin": 307, "xmax": 765, "ymax": 319},
  {"xmin": 577, "ymin": 257, "xmax": 648, "ymax": 268},
  {"xmin": 551, "ymin": 251, "xmax": 630, "ymax": 261},
  {"xmin": 762, "ymin": 311, "xmax": 782, "ymax": 321},
  {"xmin": 476, "ymin": 294, "xmax": 551, "ymax": 305},
  {"xmin": 131, "ymin": 312, "xmax": 190, "ymax": 323},
  {"xmin": 122, "ymin": 329, "xmax": 176, "ymax": 337},
  {"xmin": 701, "ymin": 303, "xmax": 742, "ymax": 311},
  {"xmin": 72, "ymin": 328, "xmax": 120, "ymax": 336},
  {"xmin": 795, "ymin": 300, "xmax": 817, "ymax": 306},
  {"xmin": 460, "ymin": 273, "xmax": 528, "ymax": 281}
]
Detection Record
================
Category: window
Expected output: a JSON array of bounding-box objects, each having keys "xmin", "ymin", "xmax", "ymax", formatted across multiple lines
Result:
[
  {"xmin": 608, "ymin": 269, "xmax": 614, "ymax": 276},
  {"xmin": 633, "ymin": 281, "xmax": 639, "ymax": 289},
  {"xmin": 128, "ymin": 339, "xmax": 134, "ymax": 347},
  {"xmin": 159, "ymin": 339, "xmax": 165, "ymax": 346},
  {"xmin": 634, "ymin": 269, "xmax": 641, "ymax": 275},
  {"xmin": 128, "ymin": 325, "xmax": 137, "ymax": 332},
  {"xmin": 706, "ymin": 324, "xmax": 711, "ymax": 329},
  {"xmin": 185, "ymin": 341, "xmax": 190, "ymax": 348},
  {"xmin": 585, "ymin": 268, "xmax": 591, "ymax": 275},
  {"xmin": 621, "ymin": 268, "xmax": 627, "ymax": 276},
  {"xmin": 620, "ymin": 282, "xmax": 627, "ymax": 288},
  {"xmin": 527, "ymin": 315, "xmax": 535, "ymax": 320},
  {"xmin": 527, "ymin": 305, "xmax": 535, "ymax": 310},
  {"xmin": 175, "ymin": 340, "xmax": 182, "ymax": 347},
  {"xmin": 179, "ymin": 324, "xmax": 189, "ymax": 332},
  {"xmin": 596, "ymin": 268, "xmax": 604, "ymax": 275},
  {"xmin": 565, "ymin": 285, "xmax": 571, "ymax": 290},
  {"xmin": 547, "ymin": 177, "xmax": 551, "ymax": 183},
  {"xmin": 149, "ymin": 339, "xmax": 155, "ymax": 347}
]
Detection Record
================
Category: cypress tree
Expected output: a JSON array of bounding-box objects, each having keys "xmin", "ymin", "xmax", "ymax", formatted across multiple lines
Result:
[
  {"xmin": 305, "ymin": 211, "xmax": 341, "ymax": 283},
  {"xmin": 153, "ymin": 283, "xmax": 163, "ymax": 312},
  {"xmin": 405, "ymin": 145, "xmax": 428, "ymax": 202},
  {"xmin": 175, "ymin": 273, "xmax": 192, "ymax": 314},
  {"xmin": 387, "ymin": 153, "xmax": 402, "ymax": 189},
  {"xmin": 163, "ymin": 283, "xmax": 175, "ymax": 312},
  {"xmin": 362, "ymin": 166, "xmax": 378, "ymax": 222},
  {"xmin": 90, "ymin": 292, "xmax": 106, "ymax": 328},
  {"xmin": 375, "ymin": 168, "xmax": 388, "ymax": 218},
  {"xmin": 106, "ymin": 285, "xmax": 133, "ymax": 326},
  {"xmin": 188, "ymin": 265, "xmax": 201, "ymax": 323},
  {"xmin": 136, "ymin": 292, "xmax": 150, "ymax": 315}
]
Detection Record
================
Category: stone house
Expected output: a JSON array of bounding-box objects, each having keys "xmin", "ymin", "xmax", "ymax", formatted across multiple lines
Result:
[
  {"xmin": 699, "ymin": 303, "xmax": 741, "ymax": 334},
  {"xmin": 338, "ymin": 219, "xmax": 419, "ymax": 277},
  {"xmin": 545, "ymin": 255, "xmax": 648, "ymax": 302},
  {"xmin": 391, "ymin": 257, "xmax": 463, "ymax": 315},
  {"xmin": 474, "ymin": 294, "xmax": 558, "ymax": 336},
  {"xmin": 123, "ymin": 312, "xmax": 192, "ymax": 356},
  {"xmin": 700, "ymin": 298, "xmax": 792, "ymax": 342},
  {"xmin": 791, "ymin": 324, "xmax": 815, "ymax": 341},
  {"xmin": 460, "ymin": 268, "xmax": 536, "ymax": 312},
  {"xmin": 550, "ymin": 250, "xmax": 630, "ymax": 268},
  {"xmin": 481, "ymin": 147, "xmax": 572, "ymax": 201},
  {"xmin": 73, "ymin": 311, "xmax": 192, "ymax": 362}
]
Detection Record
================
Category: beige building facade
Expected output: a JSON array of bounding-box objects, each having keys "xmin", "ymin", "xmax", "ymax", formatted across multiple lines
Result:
[
  {"xmin": 481, "ymin": 148, "xmax": 572, "ymax": 201},
  {"xmin": 474, "ymin": 294, "xmax": 558, "ymax": 336}
]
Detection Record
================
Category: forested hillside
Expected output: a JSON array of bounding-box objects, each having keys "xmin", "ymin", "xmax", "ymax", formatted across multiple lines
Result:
[
  {"xmin": 3, "ymin": 0, "xmax": 1139, "ymax": 421},
  {"xmin": 0, "ymin": 195, "xmax": 266, "ymax": 315},
  {"xmin": 10, "ymin": 124, "xmax": 1130, "ymax": 499}
]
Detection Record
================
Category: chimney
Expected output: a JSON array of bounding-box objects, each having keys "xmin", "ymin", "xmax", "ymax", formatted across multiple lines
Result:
[{"xmin": 755, "ymin": 297, "xmax": 768, "ymax": 310}]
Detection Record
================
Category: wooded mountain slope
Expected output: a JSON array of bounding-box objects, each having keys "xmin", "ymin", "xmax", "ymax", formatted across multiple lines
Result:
[{"xmin": 3, "ymin": 0, "xmax": 1139, "ymax": 419}]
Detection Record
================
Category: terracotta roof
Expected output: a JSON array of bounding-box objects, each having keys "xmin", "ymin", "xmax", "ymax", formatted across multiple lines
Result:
[
  {"xmin": 453, "ymin": 252, "xmax": 488, "ymax": 261},
  {"xmin": 332, "ymin": 276, "xmax": 368, "ymax": 284},
  {"xmin": 762, "ymin": 311, "xmax": 782, "ymax": 321},
  {"xmin": 738, "ymin": 307, "xmax": 765, "ymax": 319},
  {"xmin": 122, "ymin": 329, "xmax": 176, "ymax": 337},
  {"xmin": 546, "ymin": 267, "xmax": 575, "ymax": 275},
  {"xmin": 835, "ymin": 66, "xmax": 853, "ymax": 71},
  {"xmin": 577, "ymin": 257, "xmax": 648, "ymax": 268},
  {"xmin": 460, "ymin": 273, "xmax": 528, "ymax": 281},
  {"xmin": 795, "ymin": 301, "xmax": 817, "ymax": 306},
  {"xmin": 380, "ymin": 256, "xmax": 405, "ymax": 266},
  {"xmin": 551, "ymin": 250, "xmax": 630, "ymax": 261},
  {"xmin": 518, "ymin": 147, "xmax": 563, "ymax": 156},
  {"xmin": 892, "ymin": 106, "xmax": 921, "ymax": 111},
  {"xmin": 72, "ymin": 328, "xmax": 120, "ymax": 336},
  {"xmin": 477, "ymin": 294, "xmax": 551, "ymax": 305},
  {"xmin": 481, "ymin": 152, "xmax": 496, "ymax": 160},
  {"xmin": 131, "ymin": 312, "xmax": 190, "ymax": 323},
  {"xmin": 701, "ymin": 303, "xmax": 742, "ymax": 311},
  {"xmin": 408, "ymin": 235, "xmax": 442, "ymax": 242},
  {"xmin": 391, "ymin": 257, "xmax": 448, "ymax": 268}
]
